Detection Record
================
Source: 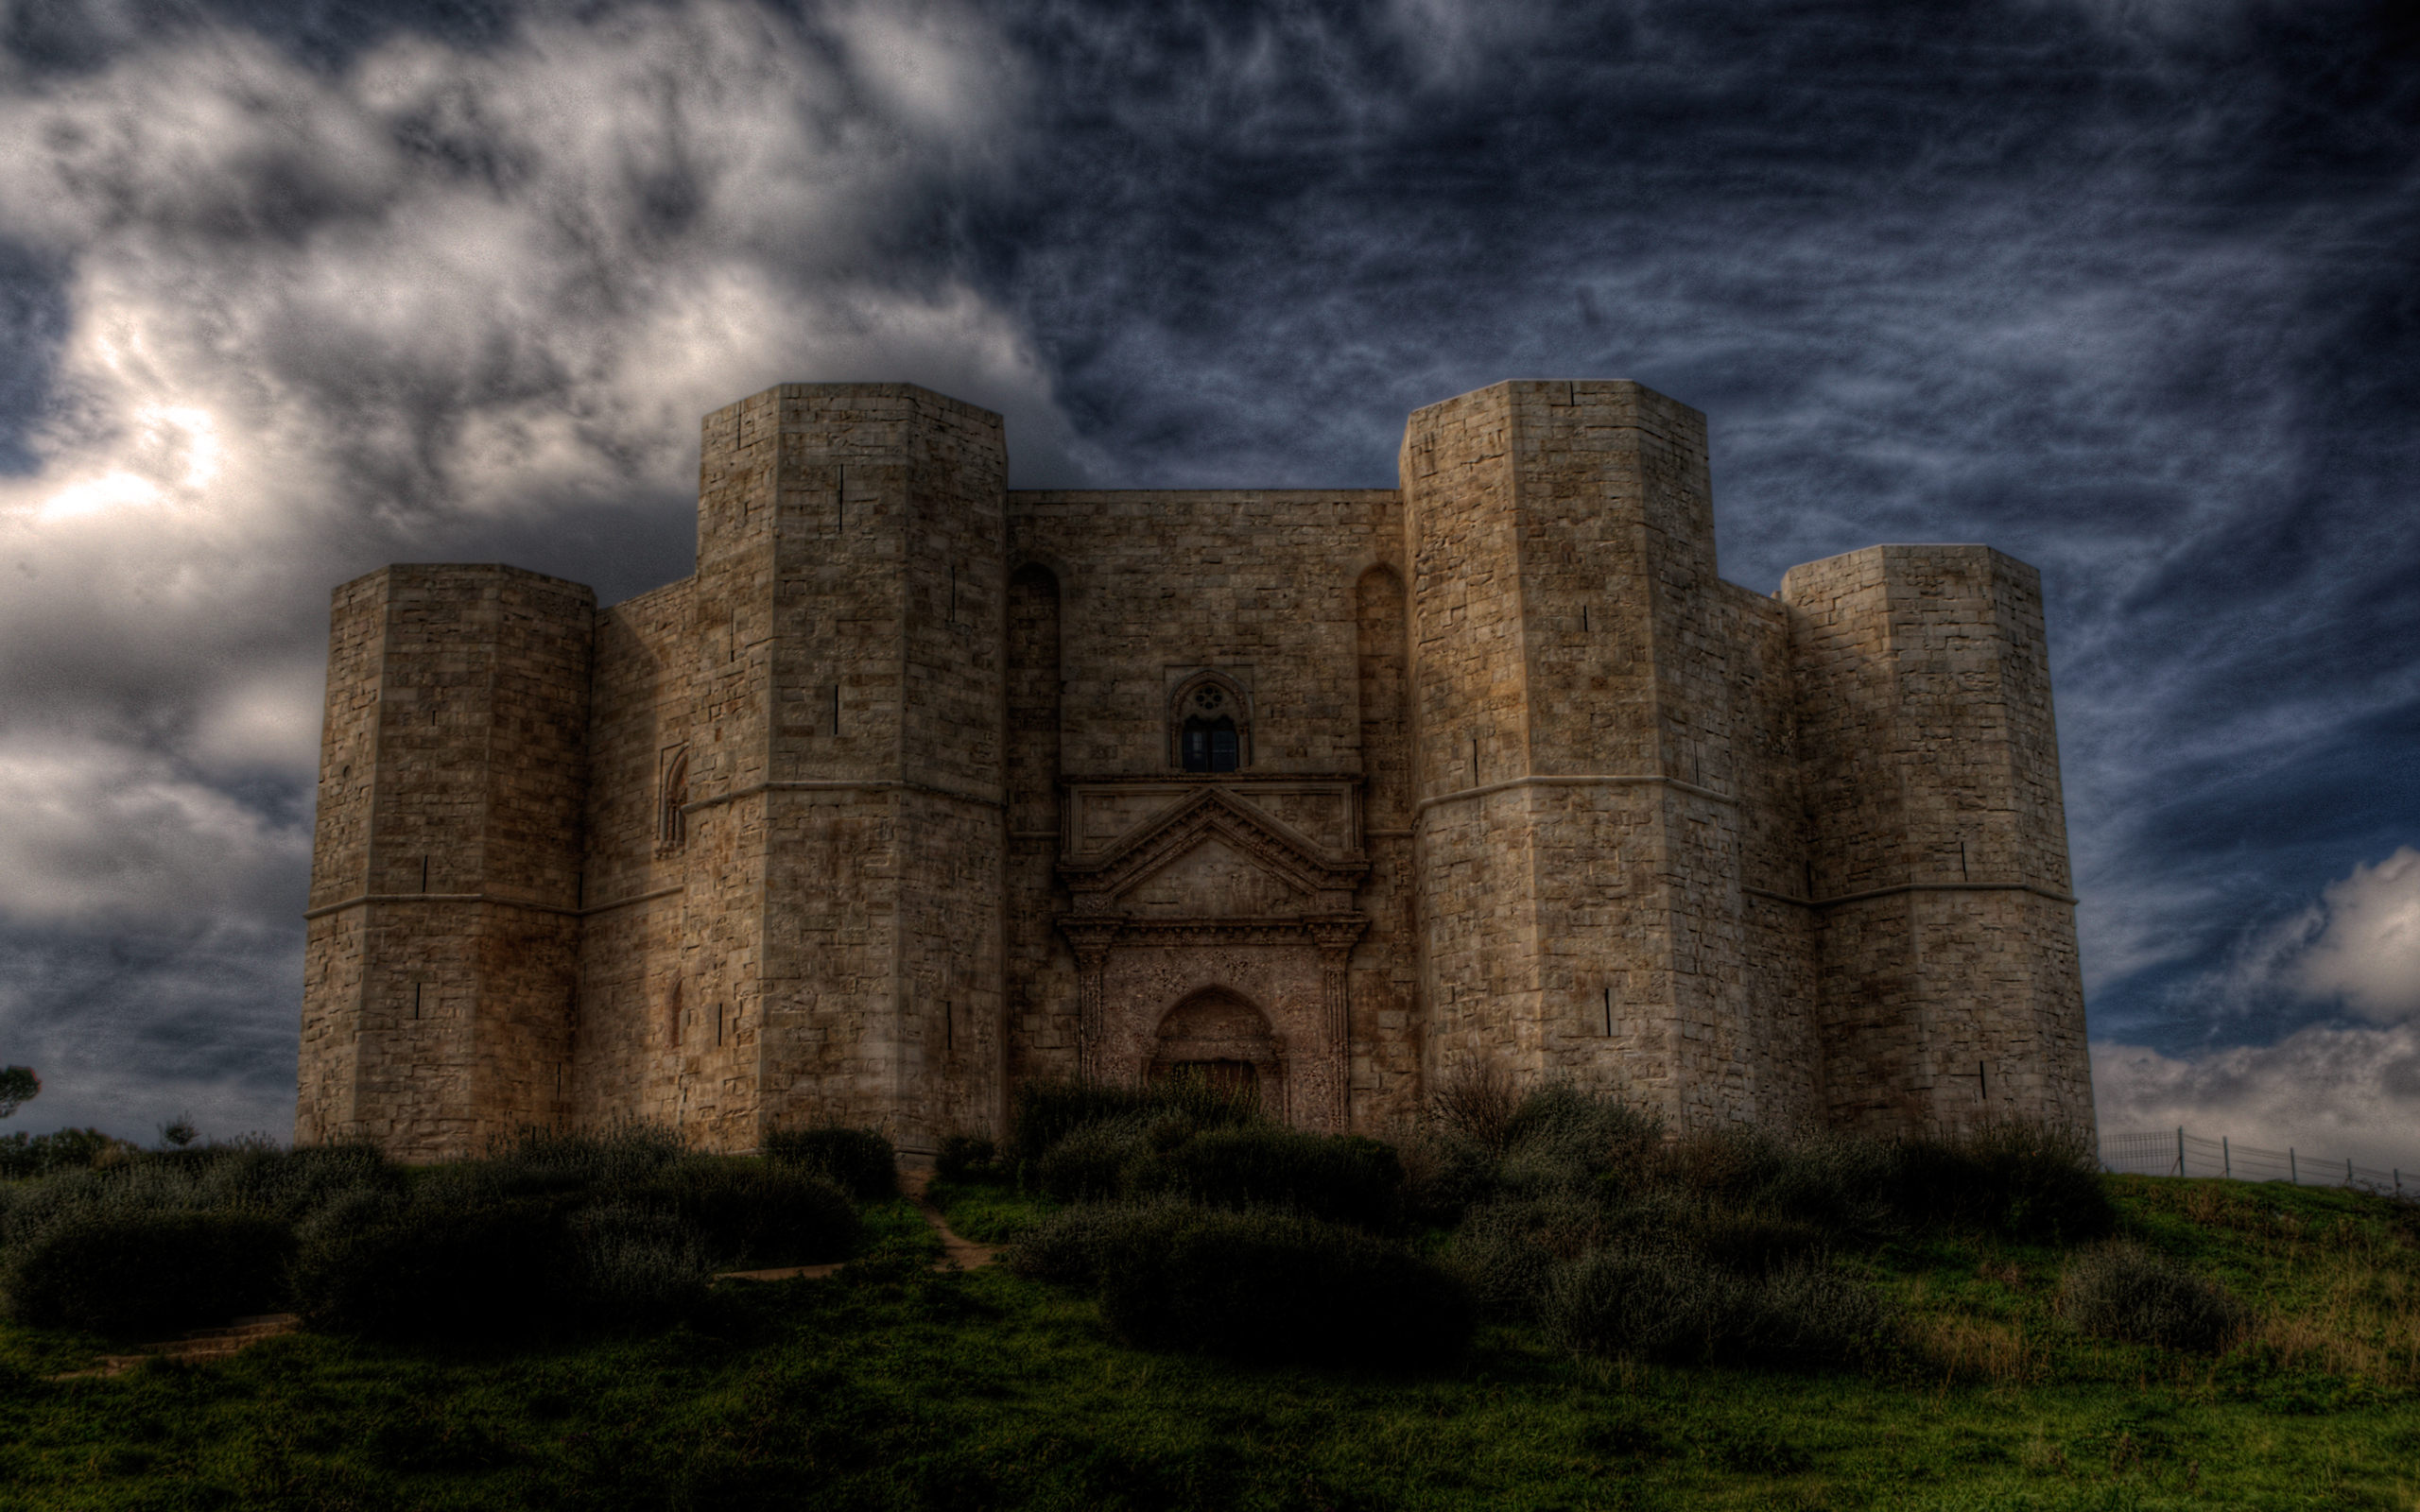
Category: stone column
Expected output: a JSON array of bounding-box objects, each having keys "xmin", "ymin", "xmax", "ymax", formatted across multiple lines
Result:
[
  {"xmin": 1062, "ymin": 921, "xmax": 1119, "ymax": 1083},
  {"xmin": 1309, "ymin": 919, "xmax": 1366, "ymax": 1133}
]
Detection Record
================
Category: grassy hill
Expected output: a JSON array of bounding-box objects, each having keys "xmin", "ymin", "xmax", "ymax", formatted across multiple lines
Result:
[{"xmin": 0, "ymin": 1161, "xmax": 2412, "ymax": 1510}]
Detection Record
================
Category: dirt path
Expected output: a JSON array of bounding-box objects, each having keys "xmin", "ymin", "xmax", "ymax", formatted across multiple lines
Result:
[
  {"xmin": 717, "ymin": 1168, "xmax": 995, "ymax": 1283},
  {"xmin": 900, "ymin": 1167, "xmax": 998, "ymax": 1270}
]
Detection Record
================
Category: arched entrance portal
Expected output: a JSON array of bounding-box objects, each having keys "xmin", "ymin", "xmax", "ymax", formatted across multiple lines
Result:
[{"xmin": 1149, "ymin": 988, "xmax": 1285, "ymax": 1116}]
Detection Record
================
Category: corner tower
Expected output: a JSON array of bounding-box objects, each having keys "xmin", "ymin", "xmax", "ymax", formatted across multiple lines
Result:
[
  {"xmin": 297, "ymin": 565, "xmax": 595, "ymax": 1160},
  {"xmin": 1399, "ymin": 381, "xmax": 1805, "ymax": 1125},
  {"xmin": 675, "ymin": 384, "xmax": 1009, "ymax": 1151},
  {"xmin": 1779, "ymin": 545, "xmax": 2094, "ymax": 1134}
]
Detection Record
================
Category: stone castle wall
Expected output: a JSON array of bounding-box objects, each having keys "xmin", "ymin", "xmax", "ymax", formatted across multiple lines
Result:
[{"xmin": 300, "ymin": 379, "xmax": 2095, "ymax": 1160}]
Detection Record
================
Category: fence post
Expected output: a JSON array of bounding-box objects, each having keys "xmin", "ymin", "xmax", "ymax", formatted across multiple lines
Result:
[
  {"xmin": 2348, "ymin": 1159, "xmax": 2355, "ymax": 1188},
  {"xmin": 2222, "ymin": 1136, "xmax": 2230, "ymax": 1178},
  {"xmin": 2177, "ymin": 1126, "xmax": 2187, "ymax": 1178},
  {"xmin": 2290, "ymin": 1148, "xmax": 2297, "ymax": 1184}
]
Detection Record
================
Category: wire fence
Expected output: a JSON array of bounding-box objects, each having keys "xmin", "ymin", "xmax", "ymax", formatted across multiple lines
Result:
[{"xmin": 2100, "ymin": 1128, "xmax": 2411, "ymax": 1198}]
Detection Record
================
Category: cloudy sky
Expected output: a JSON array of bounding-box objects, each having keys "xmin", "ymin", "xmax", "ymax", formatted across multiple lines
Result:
[{"xmin": 0, "ymin": 0, "xmax": 2412, "ymax": 1167}]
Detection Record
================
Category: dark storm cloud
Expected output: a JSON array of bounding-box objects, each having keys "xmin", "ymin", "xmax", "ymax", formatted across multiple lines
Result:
[
  {"xmin": 0, "ymin": 0, "xmax": 2411, "ymax": 1155},
  {"xmin": 973, "ymin": 0, "xmax": 2420, "ymax": 1102}
]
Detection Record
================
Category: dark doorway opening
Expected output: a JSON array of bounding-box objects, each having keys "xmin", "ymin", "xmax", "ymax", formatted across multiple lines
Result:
[{"xmin": 1164, "ymin": 1057, "xmax": 1258, "ymax": 1097}]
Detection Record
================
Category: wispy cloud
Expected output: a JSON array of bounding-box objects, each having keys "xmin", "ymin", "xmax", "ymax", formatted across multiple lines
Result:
[{"xmin": 2093, "ymin": 846, "xmax": 2420, "ymax": 1168}]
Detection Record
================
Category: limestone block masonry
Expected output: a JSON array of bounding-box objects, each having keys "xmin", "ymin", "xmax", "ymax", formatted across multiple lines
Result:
[{"xmin": 298, "ymin": 379, "xmax": 2096, "ymax": 1160}]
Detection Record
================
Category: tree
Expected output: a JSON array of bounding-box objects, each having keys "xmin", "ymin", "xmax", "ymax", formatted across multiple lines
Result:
[{"xmin": 0, "ymin": 1066, "xmax": 39, "ymax": 1120}]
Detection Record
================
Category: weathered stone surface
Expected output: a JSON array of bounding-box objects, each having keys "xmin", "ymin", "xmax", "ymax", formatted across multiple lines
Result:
[{"xmin": 299, "ymin": 379, "xmax": 2095, "ymax": 1160}]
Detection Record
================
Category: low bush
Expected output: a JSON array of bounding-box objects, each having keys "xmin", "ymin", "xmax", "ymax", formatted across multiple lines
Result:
[
  {"xmin": 765, "ymin": 1125, "xmax": 897, "ymax": 1201},
  {"xmin": 935, "ymin": 1133, "xmax": 1000, "ymax": 1185},
  {"xmin": 416, "ymin": 1122, "xmax": 686, "ymax": 1208},
  {"xmin": 1498, "ymin": 1085, "xmax": 1665, "ymax": 1197},
  {"xmin": 1008, "ymin": 1075, "xmax": 1256, "ymax": 1168},
  {"xmin": 2, "ymin": 1208, "xmax": 295, "ymax": 1334},
  {"xmin": 1446, "ymin": 1194, "xmax": 1603, "ymax": 1321},
  {"xmin": 1734, "ymin": 1130, "xmax": 1899, "ymax": 1245},
  {"xmin": 2062, "ymin": 1243, "xmax": 2242, "ymax": 1352},
  {"xmin": 1010, "ymin": 1199, "xmax": 1196, "ymax": 1288},
  {"xmin": 1634, "ymin": 1124, "xmax": 1782, "ymax": 1208},
  {"xmin": 1095, "ymin": 1206, "xmax": 1474, "ymax": 1368},
  {"xmin": 628, "ymin": 1160, "xmax": 858, "ymax": 1267},
  {"xmin": 1031, "ymin": 1117, "xmax": 1150, "ymax": 1204},
  {"xmin": 1428, "ymin": 1062, "xmax": 1521, "ymax": 1158},
  {"xmin": 1392, "ymin": 1124, "xmax": 1496, "ymax": 1228},
  {"xmin": 1126, "ymin": 1127, "xmax": 1406, "ymax": 1232},
  {"xmin": 289, "ymin": 1198, "xmax": 577, "ymax": 1341},
  {"xmin": 1896, "ymin": 1122, "xmax": 2114, "ymax": 1243},
  {"xmin": 1543, "ymin": 1246, "xmax": 1887, "ymax": 1368},
  {"xmin": 0, "ymin": 1127, "xmax": 132, "ymax": 1180},
  {"xmin": 1673, "ymin": 1205, "xmax": 1835, "ymax": 1277},
  {"xmin": 571, "ymin": 1202, "xmax": 711, "ymax": 1328},
  {"xmin": 192, "ymin": 1139, "xmax": 407, "ymax": 1221}
]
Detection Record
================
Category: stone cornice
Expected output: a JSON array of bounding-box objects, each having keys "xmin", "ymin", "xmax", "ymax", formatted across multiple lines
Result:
[
  {"xmin": 1741, "ymin": 880, "xmax": 2079, "ymax": 909},
  {"xmin": 1055, "ymin": 912, "xmax": 1370, "ymax": 950}
]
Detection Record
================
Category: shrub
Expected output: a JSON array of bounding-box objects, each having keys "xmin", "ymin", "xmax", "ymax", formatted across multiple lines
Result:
[
  {"xmin": 1032, "ymin": 1117, "xmax": 1150, "ymax": 1203},
  {"xmin": 1543, "ymin": 1246, "xmax": 1886, "ymax": 1368},
  {"xmin": 764, "ymin": 1125, "xmax": 897, "ymax": 1201},
  {"xmin": 1897, "ymin": 1122, "xmax": 2113, "ymax": 1243},
  {"xmin": 417, "ymin": 1122, "xmax": 685, "ymax": 1206},
  {"xmin": 3, "ymin": 1209, "xmax": 294, "ymax": 1334},
  {"xmin": 1392, "ymin": 1124, "xmax": 1496, "ymax": 1228},
  {"xmin": 290, "ymin": 1198, "xmax": 576, "ymax": 1341},
  {"xmin": 1675, "ymin": 1205, "xmax": 1833, "ymax": 1277},
  {"xmin": 1429, "ymin": 1062, "xmax": 1520, "ymax": 1158},
  {"xmin": 629, "ymin": 1160, "xmax": 858, "ymax": 1267},
  {"xmin": 1096, "ymin": 1206, "xmax": 1474, "ymax": 1367},
  {"xmin": 1008, "ymin": 1075, "xmax": 1256, "ymax": 1168},
  {"xmin": 1010, "ymin": 1199, "xmax": 1195, "ymax": 1288},
  {"xmin": 1498, "ymin": 1085, "xmax": 1664, "ymax": 1197},
  {"xmin": 0, "ymin": 1127, "xmax": 132, "ymax": 1180},
  {"xmin": 1638, "ymin": 1124, "xmax": 1783, "ymax": 1208},
  {"xmin": 1738, "ymin": 1129, "xmax": 1899, "ymax": 1245},
  {"xmin": 571, "ymin": 1202, "xmax": 710, "ymax": 1328},
  {"xmin": 1447, "ymin": 1194, "xmax": 1602, "ymax": 1321},
  {"xmin": 194, "ymin": 1139, "xmax": 406, "ymax": 1222},
  {"xmin": 2062, "ymin": 1243, "xmax": 2241, "ymax": 1353},
  {"xmin": 935, "ymin": 1133, "xmax": 1000, "ymax": 1185},
  {"xmin": 1126, "ymin": 1127, "xmax": 1405, "ymax": 1232}
]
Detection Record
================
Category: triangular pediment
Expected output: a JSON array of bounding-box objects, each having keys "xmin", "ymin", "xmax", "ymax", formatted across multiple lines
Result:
[
  {"xmin": 1121, "ymin": 834, "xmax": 1309, "ymax": 917},
  {"xmin": 1057, "ymin": 786, "xmax": 1365, "ymax": 909}
]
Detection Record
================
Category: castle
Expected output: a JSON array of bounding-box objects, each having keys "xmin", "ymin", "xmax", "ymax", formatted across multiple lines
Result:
[{"xmin": 297, "ymin": 379, "xmax": 2096, "ymax": 1161}]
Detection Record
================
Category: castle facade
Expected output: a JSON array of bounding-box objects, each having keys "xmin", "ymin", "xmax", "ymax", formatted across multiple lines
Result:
[{"xmin": 297, "ymin": 379, "xmax": 2095, "ymax": 1160}]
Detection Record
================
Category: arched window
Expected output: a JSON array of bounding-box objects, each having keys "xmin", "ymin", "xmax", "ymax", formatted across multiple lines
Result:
[
  {"xmin": 658, "ymin": 747, "xmax": 689, "ymax": 850},
  {"xmin": 1170, "ymin": 674, "xmax": 1250, "ymax": 773}
]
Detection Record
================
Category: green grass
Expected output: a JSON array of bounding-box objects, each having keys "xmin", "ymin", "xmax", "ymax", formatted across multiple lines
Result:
[
  {"xmin": 0, "ymin": 1182, "xmax": 2412, "ymax": 1510},
  {"xmin": 925, "ymin": 1178, "xmax": 1058, "ymax": 1245}
]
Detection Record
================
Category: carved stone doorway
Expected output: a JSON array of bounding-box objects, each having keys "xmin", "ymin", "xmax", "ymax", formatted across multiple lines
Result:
[{"xmin": 1148, "ymin": 987, "xmax": 1284, "ymax": 1116}]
